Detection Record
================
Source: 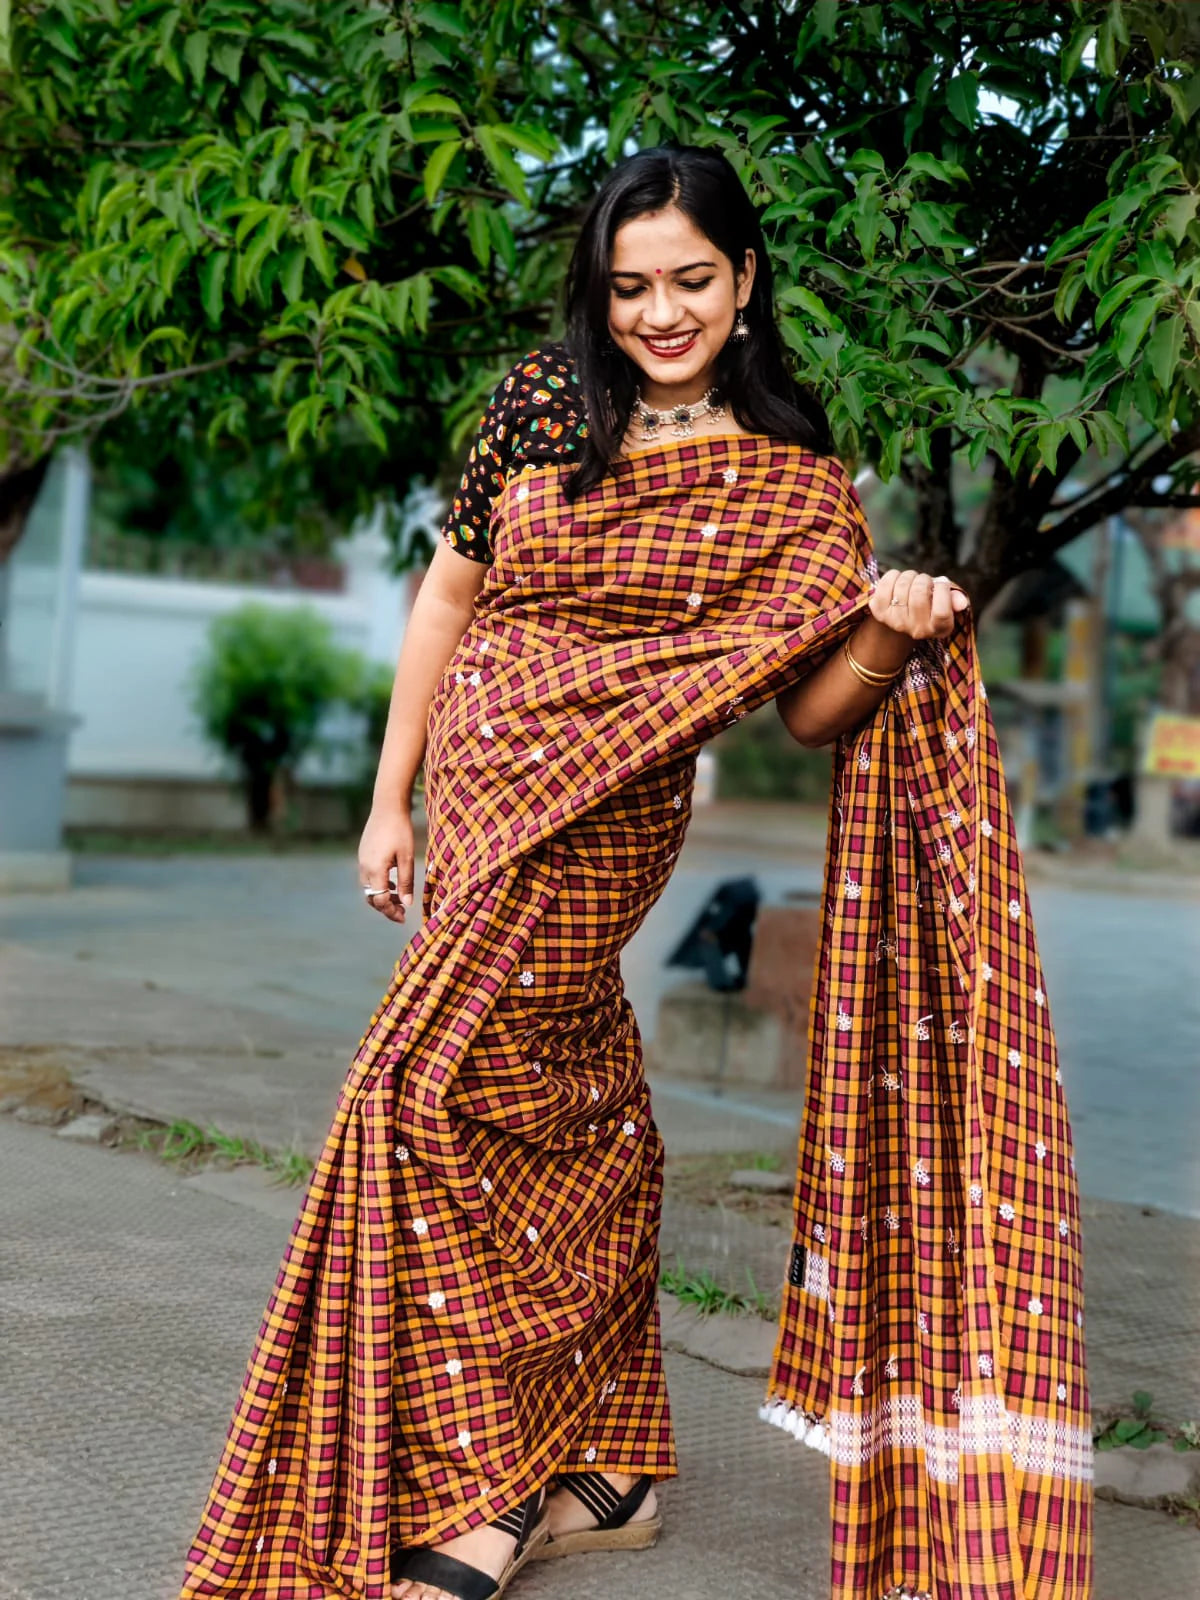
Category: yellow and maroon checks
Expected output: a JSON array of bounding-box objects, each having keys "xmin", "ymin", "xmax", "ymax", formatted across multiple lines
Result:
[
  {"xmin": 764, "ymin": 625, "xmax": 1092, "ymax": 1599},
  {"xmin": 181, "ymin": 438, "xmax": 1089, "ymax": 1600}
]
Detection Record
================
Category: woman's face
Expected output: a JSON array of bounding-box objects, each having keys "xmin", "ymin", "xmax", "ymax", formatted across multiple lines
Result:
[{"xmin": 607, "ymin": 205, "xmax": 754, "ymax": 405}]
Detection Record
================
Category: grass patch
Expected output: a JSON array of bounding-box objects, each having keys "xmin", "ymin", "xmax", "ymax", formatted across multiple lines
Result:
[
  {"xmin": 664, "ymin": 1149, "xmax": 793, "ymax": 1226},
  {"xmin": 660, "ymin": 1259, "xmax": 774, "ymax": 1318},
  {"xmin": 1093, "ymin": 1392, "xmax": 1200, "ymax": 1454},
  {"xmin": 127, "ymin": 1117, "xmax": 313, "ymax": 1186}
]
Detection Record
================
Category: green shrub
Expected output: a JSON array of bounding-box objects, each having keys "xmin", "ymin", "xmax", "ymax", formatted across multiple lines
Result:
[
  {"xmin": 342, "ymin": 659, "xmax": 397, "ymax": 826},
  {"xmin": 191, "ymin": 604, "xmax": 365, "ymax": 832},
  {"xmin": 715, "ymin": 703, "xmax": 833, "ymax": 803}
]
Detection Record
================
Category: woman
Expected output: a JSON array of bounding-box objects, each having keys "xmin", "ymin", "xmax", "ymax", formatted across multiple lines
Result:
[{"xmin": 182, "ymin": 146, "xmax": 1090, "ymax": 1600}]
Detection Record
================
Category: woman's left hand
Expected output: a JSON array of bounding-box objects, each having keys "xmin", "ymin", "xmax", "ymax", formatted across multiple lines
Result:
[{"xmin": 869, "ymin": 568, "xmax": 970, "ymax": 640}]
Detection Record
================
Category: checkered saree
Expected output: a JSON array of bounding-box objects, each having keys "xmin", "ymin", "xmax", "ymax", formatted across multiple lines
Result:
[{"xmin": 180, "ymin": 438, "xmax": 1090, "ymax": 1600}]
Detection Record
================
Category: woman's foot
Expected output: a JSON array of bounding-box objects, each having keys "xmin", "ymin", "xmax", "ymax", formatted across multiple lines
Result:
[
  {"xmin": 391, "ymin": 1524, "xmax": 517, "ymax": 1600},
  {"xmin": 391, "ymin": 1491, "xmax": 547, "ymax": 1600},
  {"xmin": 529, "ymin": 1470, "xmax": 661, "ymax": 1562},
  {"xmin": 544, "ymin": 1471, "xmax": 658, "ymax": 1540}
]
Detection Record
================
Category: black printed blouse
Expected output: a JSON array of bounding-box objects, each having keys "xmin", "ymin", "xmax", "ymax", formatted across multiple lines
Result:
[{"xmin": 439, "ymin": 343, "xmax": 588, "ymax": 564}]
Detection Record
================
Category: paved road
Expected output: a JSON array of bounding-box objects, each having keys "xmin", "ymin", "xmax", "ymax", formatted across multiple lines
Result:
[
  {"xmin": 4, "ymin": 1115, "xmax": 1197, "ymax": 1600},
  {"xmin": 2, "ymin": 818, "xmax": 1196, "ymax": 1216}
]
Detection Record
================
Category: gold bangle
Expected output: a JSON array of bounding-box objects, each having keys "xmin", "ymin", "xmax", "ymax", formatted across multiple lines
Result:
[{"xmin": 843, "ymin": 638, "xmax": 900, "ymax": 687}]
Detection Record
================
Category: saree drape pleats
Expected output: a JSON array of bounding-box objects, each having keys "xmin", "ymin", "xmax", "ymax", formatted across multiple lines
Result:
[
  {"xmin": 181, "ymin": 441, "xmax": 873, "ymax": 1599},
  {"xmin": 180, "ymin": 437, "xmax": 1090, "ymax": 1600},
  {"xmin": 763, "ymin": 630, "xmax": 1093, "ymax": 1600}
]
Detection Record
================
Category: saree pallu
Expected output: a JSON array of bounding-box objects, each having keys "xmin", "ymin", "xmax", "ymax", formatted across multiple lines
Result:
[
  {"xmin": 762, "ymin": 630, "xmax": 1093, "ymax": 1597},
  {"xmin": 181, "ymin": 438, "xmax": 875, "ymax": 1599}
]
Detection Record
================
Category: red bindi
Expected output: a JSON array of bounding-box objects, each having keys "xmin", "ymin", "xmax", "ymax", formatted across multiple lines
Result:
[{"xmin": 655, "ymin": 268, "xmax": 662, "ymax": 275}]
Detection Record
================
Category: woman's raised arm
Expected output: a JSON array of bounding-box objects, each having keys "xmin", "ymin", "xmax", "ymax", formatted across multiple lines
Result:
[{"xmin": 777, "ymin": 569, "xmax": 969, "ymax": 748}]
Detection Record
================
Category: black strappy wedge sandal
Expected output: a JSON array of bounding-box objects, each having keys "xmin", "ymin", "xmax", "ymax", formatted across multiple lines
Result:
[
  {"xmin": 390, "ymin": 1490, "xmax": 549, "ymax": 1599},
  {"xmin": 530, "ymin": 1473, "xmax": 661, "ymax": 1562}
]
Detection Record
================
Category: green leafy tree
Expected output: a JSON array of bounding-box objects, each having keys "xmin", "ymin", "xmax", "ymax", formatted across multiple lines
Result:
[
  {"xmin": 191, "ymin": 603, "xmax": 364, "ymax": 830},
  {"xmin": 0, "ymin": 0, "xmax": 1197, "ymax": 611}
]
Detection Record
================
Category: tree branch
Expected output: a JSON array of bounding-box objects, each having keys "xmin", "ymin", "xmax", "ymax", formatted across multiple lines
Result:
[{"xmin": 1041, "ymin": 422, "xmax": 1200, "ymax": 556}]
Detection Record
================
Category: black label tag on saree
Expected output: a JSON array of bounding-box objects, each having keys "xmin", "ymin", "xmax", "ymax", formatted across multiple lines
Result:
[{"xmin": 788, "ymin": 1244, "xmax": 807, "ymax": 1289}]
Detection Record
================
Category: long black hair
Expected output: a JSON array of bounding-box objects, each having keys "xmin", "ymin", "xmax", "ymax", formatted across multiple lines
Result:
[{"xmin": 563, "ymin": 145, "xmax": 831, "ymax": 500}]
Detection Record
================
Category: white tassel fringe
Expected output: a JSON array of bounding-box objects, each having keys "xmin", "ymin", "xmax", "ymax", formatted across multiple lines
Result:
[{"xmin": 758, "ymin": 1399, "xmax": 831, "ymax": 1455}]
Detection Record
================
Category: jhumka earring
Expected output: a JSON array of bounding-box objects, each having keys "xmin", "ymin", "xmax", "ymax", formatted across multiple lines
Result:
[{"xmin": 731, "ymin": 310, "xmax": 749, "ymax": 342}]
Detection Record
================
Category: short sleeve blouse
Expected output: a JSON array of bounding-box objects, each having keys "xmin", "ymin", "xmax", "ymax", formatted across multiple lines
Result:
[{"xmin": 439, "ymin": 344, "xmax": 588, "ymax": 563}]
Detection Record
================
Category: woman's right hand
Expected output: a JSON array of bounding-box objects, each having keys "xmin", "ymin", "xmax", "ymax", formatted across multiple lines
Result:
[{"xmin": 358, "ymin": 802, "xmax": 415, "ymax": 924}]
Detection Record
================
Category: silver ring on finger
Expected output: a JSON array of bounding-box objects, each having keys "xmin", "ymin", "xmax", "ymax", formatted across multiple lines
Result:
[
  {"xmin": 889, "ymin": 598, "xmax": 904, "ymax": 607},
  {"xmin": 363, "ymin": 886, "xmax": 389, "ymax": 899}
]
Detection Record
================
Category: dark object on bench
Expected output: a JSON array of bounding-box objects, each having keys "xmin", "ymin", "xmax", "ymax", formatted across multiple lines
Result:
[{"xmin": 667, "ymin": 875, "xmax": 760, "ymax": 992}]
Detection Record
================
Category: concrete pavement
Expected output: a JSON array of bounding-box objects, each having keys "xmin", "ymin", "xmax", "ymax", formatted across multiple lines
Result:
[
  {"xmin": 1, "ymin": 807, "xmax": 1198, "ymax": 1213},
  {"xmin": 2, "ymin": 1115, "xmax": 1198, "ymax": 1600},
  {"xmin": 2, "ymin": 808, "xmax": 1200, "ymax": 1597}
]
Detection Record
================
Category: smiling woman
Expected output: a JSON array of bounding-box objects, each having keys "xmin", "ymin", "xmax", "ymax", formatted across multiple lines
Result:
[
  {"xmin": 182, "ymin": 146, "xmax": 1087, "ymax": 1600},
  {"xmin": 563, "ymin": 145, "xmax": 830, "ymax": 496}
]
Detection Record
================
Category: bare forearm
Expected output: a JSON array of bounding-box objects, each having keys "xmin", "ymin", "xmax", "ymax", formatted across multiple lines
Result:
[
  {"xmin": 372, "ymin": 550, "xmax": 485, "ymax": 810},
  {"xmin": 778, "ymin": 569, "xmax": 969, "ymax": 749},
  {"xmin": 777, "ymin": 614, "xmax": 910, "ymax": 748}
]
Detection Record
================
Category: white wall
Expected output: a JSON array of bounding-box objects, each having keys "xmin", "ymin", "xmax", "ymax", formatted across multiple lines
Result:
[{"xmin": 67, "ymin": 515, "xmax": 410, "ymax": 784}]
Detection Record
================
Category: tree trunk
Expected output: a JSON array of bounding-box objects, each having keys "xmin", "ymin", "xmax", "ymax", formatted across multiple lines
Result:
[
  {"xmin": 0, "ymin": 456, "xmax": 51, "ymax": 565},
  {"xmin": 245, "ymin": 765, "xmax": 276, "ymax": 833},
  {"xmin": 1126, "ymin": 510, "xmax": 1200, "ymax": 715}
]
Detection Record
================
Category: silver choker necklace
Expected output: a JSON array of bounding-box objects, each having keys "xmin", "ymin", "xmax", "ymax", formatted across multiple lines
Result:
[{"xmin": 634, "ymin": 387, "xmax": 725, "ymax": 442}]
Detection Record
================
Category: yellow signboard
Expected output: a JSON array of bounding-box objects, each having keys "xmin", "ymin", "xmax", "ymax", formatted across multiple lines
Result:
[{"xmin": 1143, "ymin": 711, "xmax": 1200, "ymax": 777}]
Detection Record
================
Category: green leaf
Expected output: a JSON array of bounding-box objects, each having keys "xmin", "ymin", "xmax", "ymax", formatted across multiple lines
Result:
[
  {"xmin": 896, "ymin": 328, "xmax": 952, "ymax": 356},
  {"xmin": 466, "ymin": 204, "xmax": 491, "ymax": 269},
  {"xmin": 908, "ymin": 201, "xmax": 969, "ymax": 251},
  {"xmin": 410, "ymin": 271, "xmax": 432, "ymax": 332},
  {"xmin": 777, "ymin": 285, "xmax": 835, "ymax": 325},
  {"xmin": 1145, "ymin": 315, "xmax": 1184, "ymax": 389},
  {"xmin": 1045, "ymin": 220, "xmax": 1102, "ymax": 270},
  {"xmin": 945, "ymin": 72, "xmax": 979, "ymax": 131},
  {"xmin": 302, "ymin": 218, "xmax": 334, "ymax": 284},
  {"xmin": 1083, "ymin": 224, "xmax": 1128, "ymax": 292},
  {"xmin": 354, "ymin": 400, "xmax": 388, "ymax": 451},
  {"xmin": 879, "ymin": 429, "xmax": 904, "ymax": 480},
  {"xmin": 183, "ymin": 29, "xmax": 209, "ymax": 85},
  {"xmin": 490, "ymin": 122, "xmax": 557, "ymax": 162},
  {"xmin": 1096, "ymin": 17, "xmax": 1117, "ymax": 75},
  {"xmin": 242, "ymin": 71, "xmax": 267, "ymax": 124},
  {"xmin": 1036, "ymin": 421, "xmax": 1066, "ymax": 473},
  {"xmin": 839, "ymin": 374, "xmax": 866, "ymax": 427},
  {"xmin": 1161, "ymin": 193, "xmax": 1198, "ymax": 246},
  {"xmin": 286, "ymin": 393, "xmax": 325, "ymax": 454},
  {"xmin": 1061, "ymin": 25, "xmax": 1097, "ymax": 83},
  {"xmin": 210, "ymin": 38, "xmax": 245, "ymax": 83},
  {"xmin": 279, "ymin": 246, "xmax": 306, "ymax": 305},
  {"xmin": 408, "ymin": 91, "xmax": 462, "ymax": 117},
  {"xmin": 1054, "ymin": 263, "xmax": 1086, "ymax": 325},
  {"xmin": 811, "ymin": 0, "xmax": 839, "ymax": 40},
  {"xmin": 1115, "ymin": 295, "xmax": 1165, "ymax": 366},
  {"xmin": 475, "ymin": 125, "xmax": 529, "ymax": 205},
  {"xmin": 904, "ymin": 152, "xmax": 968, "ymax": 185},
  {"xmin": 156, "ymin": 231, "xmax": 191, "ymax": 298},
  {"xmin": 423, "ymin": 138, "xmax": 462, "ymax": 204},
  {"xmin": 1094, "ymin": 274, "xmax": 1152, "ymax": 329},
  {"xmin": 290, "ymin": 144, "xmax": 315, "ymax": 202},
  {"xmin": 199, "ymin": 251, "xmax": 229, "ymax": 325},
  {"xmin": 1113, "ymin": 1418, "xmax": 1148, "ymax": 1443},
  {"xmin": 416, "ymin": 3, "xmax": 470, "ymax": 38},
  {"xmin": 1132, "ymin": 1391, "xmax": 1155, "ymax": 1416}
]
